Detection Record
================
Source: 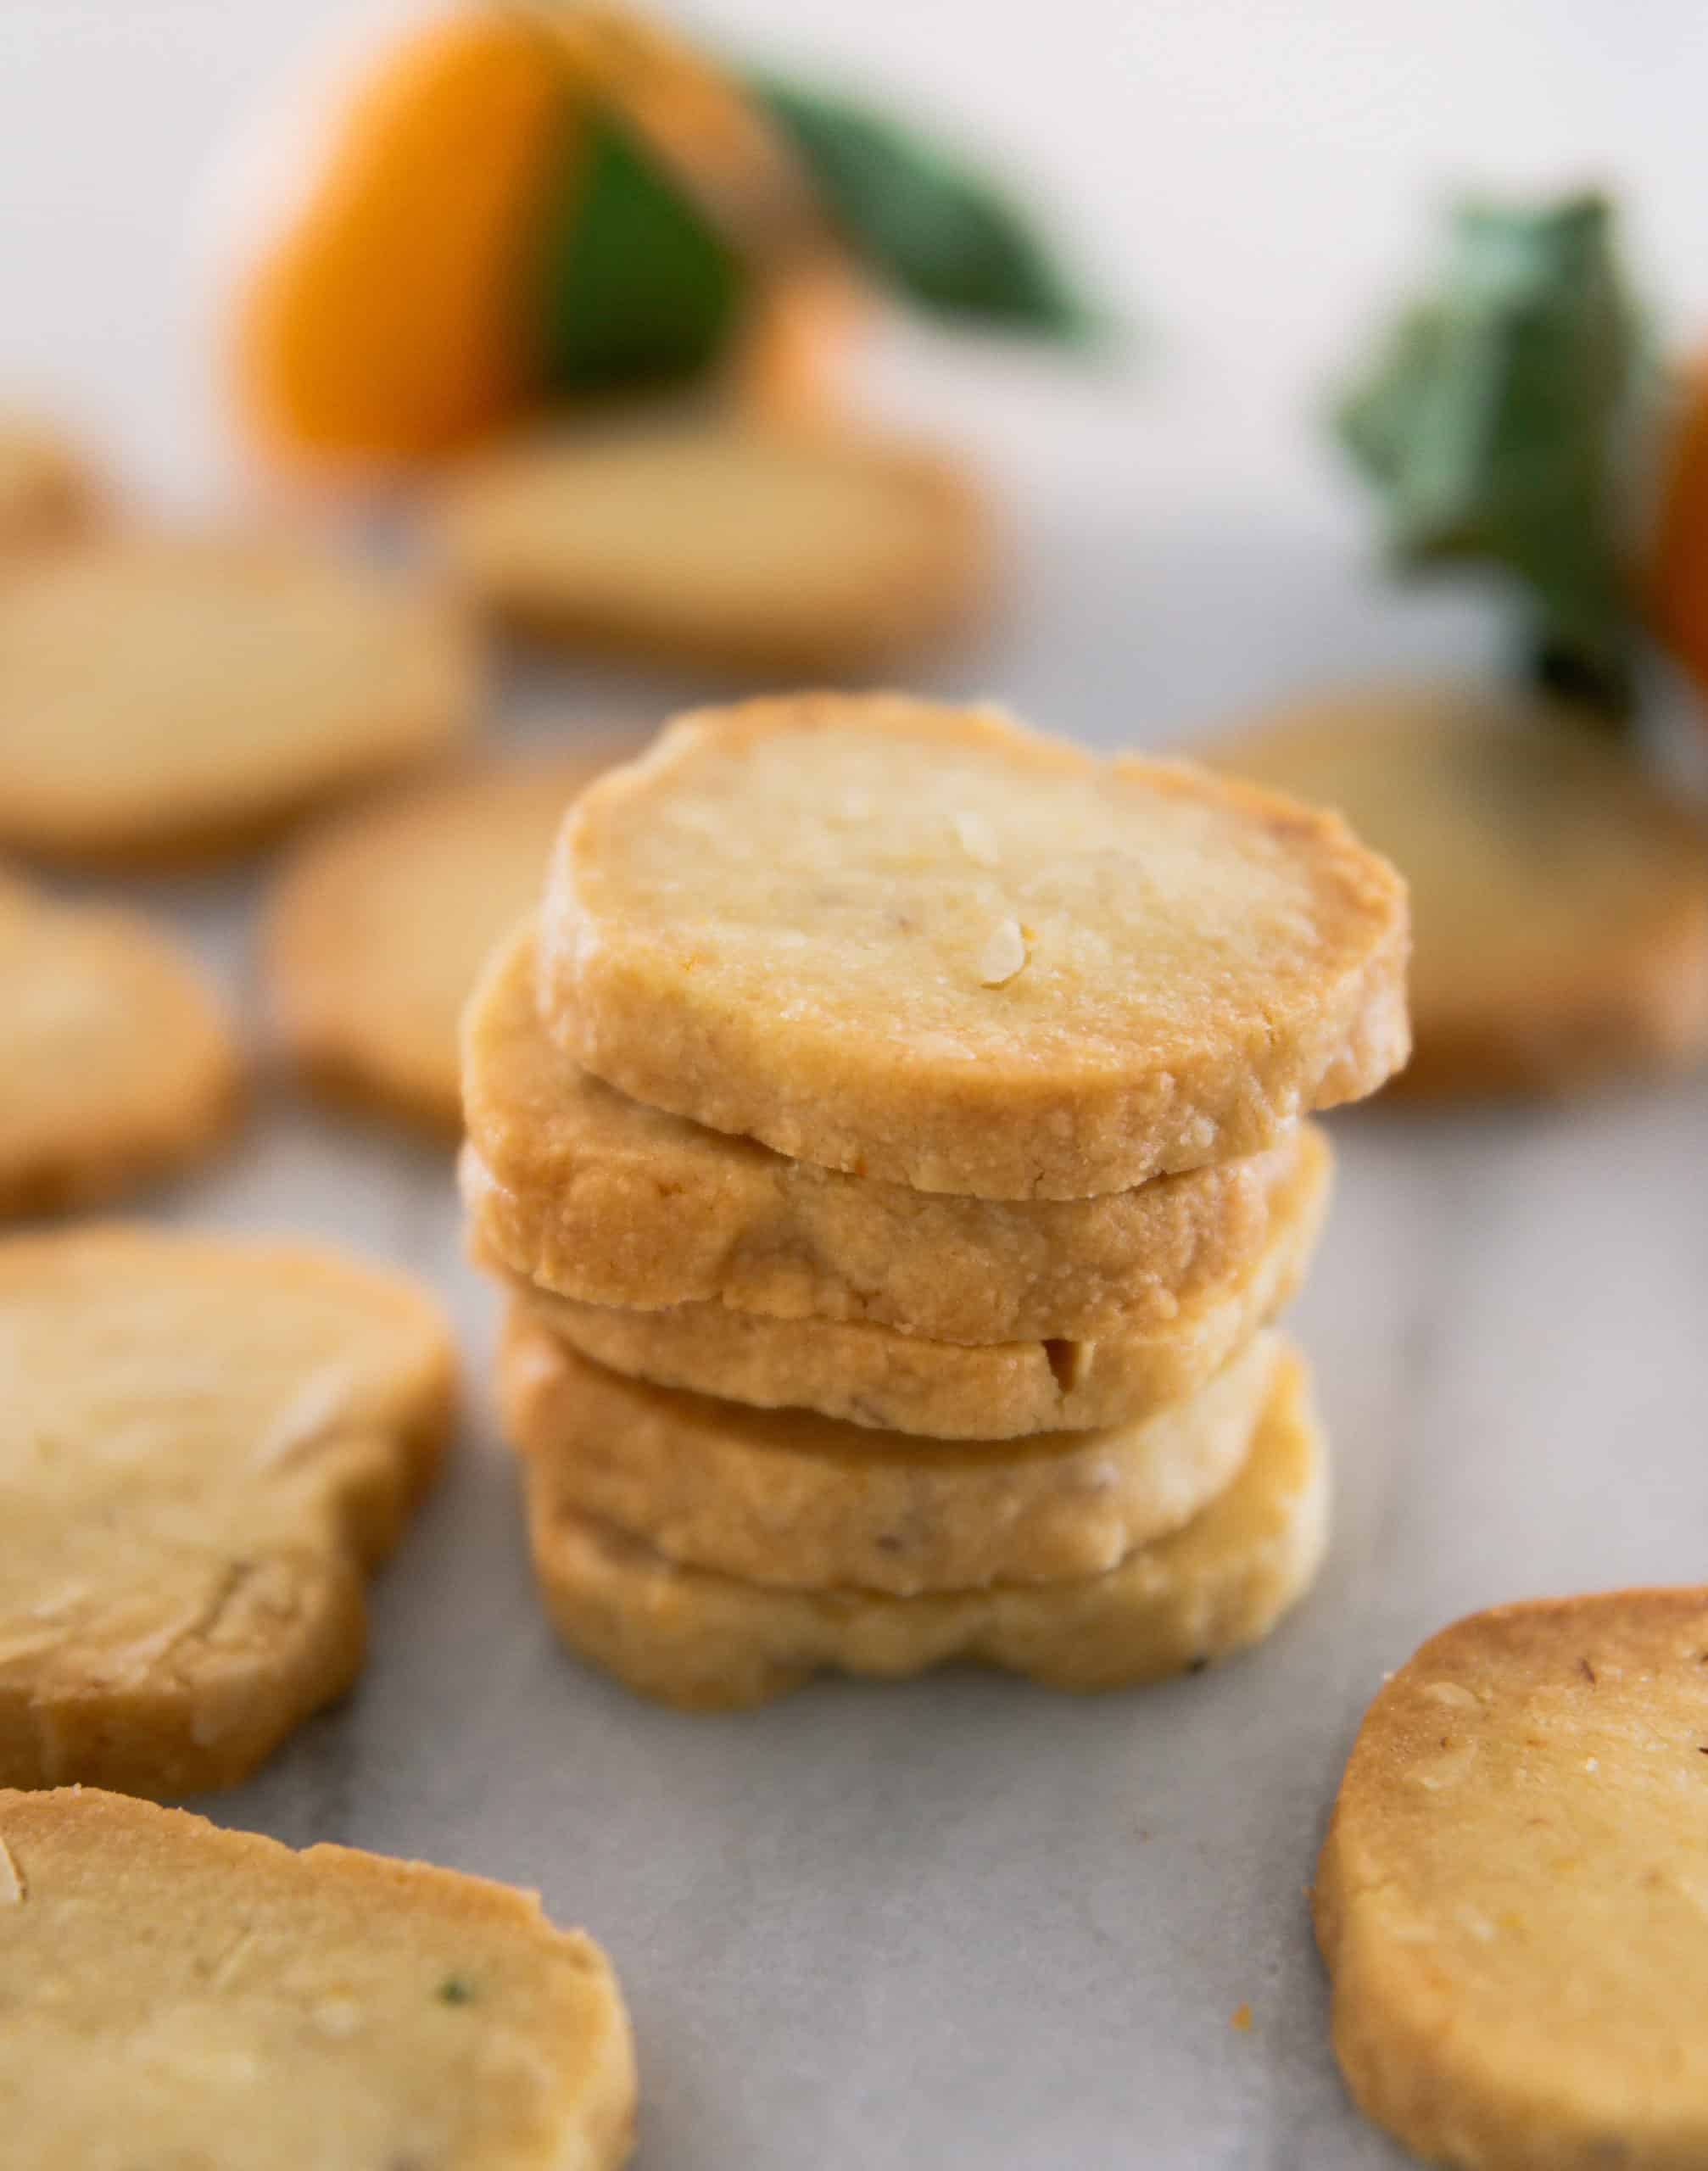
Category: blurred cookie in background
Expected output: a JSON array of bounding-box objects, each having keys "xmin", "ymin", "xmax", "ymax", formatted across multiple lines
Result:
[
  {"xmin": 264, "ymin": 745, "xmax": 634, "ymax": 1136},
  {"xmin": 433, "ymin": 420, "xmax": 994, "ymax": 676},
  {"xmin": 1211, "ymin": 686, "xmax": 1708, "ymax": 1101},
  {"xmin": 0, "ymin": 414, "xmax": 104, "ymax": 556},
  {"xmin": 0, "ymin": 537, "xmax": 477, "ymax": 868},
  {"xmin": 0, "ymin": 872, "xmax": 240, "ymax": 1218}
]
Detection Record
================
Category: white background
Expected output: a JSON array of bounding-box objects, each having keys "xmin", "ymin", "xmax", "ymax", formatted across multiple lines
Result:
[{"xmin": 3, "ymin": 8, "xmax": 1707, "ymax": 2168}]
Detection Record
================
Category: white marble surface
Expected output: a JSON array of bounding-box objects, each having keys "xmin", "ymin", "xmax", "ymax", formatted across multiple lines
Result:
[{"xmin": 6, "ymin": 3, "xmax": 1708, "ymax": 2164}]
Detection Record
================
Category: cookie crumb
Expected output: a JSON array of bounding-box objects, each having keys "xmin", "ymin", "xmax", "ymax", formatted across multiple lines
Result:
[
  {"xmin": 952, "ymin": 810, "xmax": 999, "ymax": 867},
  {"xmin": 0, "ymin": 1833, "xmax": 23, "ymax": 1905},
  {"xmin": 1231, "ymin": 2002, "xmax": 1253, "ymax": 2032},
  {"xmin": 978, "ymin": 918, "xmax": 1027, "ymax": 986}
]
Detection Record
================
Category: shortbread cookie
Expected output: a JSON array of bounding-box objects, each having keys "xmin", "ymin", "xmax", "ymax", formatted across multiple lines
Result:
[
  {"xmin": 0, "ymin": 538, "xmax": 475, "ymax": 865},
  {"xmin": 1, "ymin": 876, "xmax": 241, "ymax": 1215},
  {"xmin": 1214, "ymin": 687, "xmax": 1708, "ymax": 1100},
  {"xmin": 0, "ymin": 416, "xmax": 102, "ymax": 555},
  {"xmin": 1314, "ymin": 1588, "xmax": 1708, "ymax": 2171},
  {"xmin": 0, "ymin": 1788, "xmax": 636, "ymax": 2169},
  {"xmin": 523, "ymin": 1342, "xmax": 1326, "ymax": 1705},
  {"xmin": 0, "ymin": 1226, "xmax": 455, "ymax": 1794},
  {"xmin": 538, "ymin": 695, "xmax": 1410, "ymax": 1197},
  {"xmin": 496, "ymin": 1120, "xmax": 1327, "ymax": 1437},
  {"xmin": 436, "ymin": 420, "xmax": 991, "ymax": 673},
  {"xmin": 265, "ymin": 745, "xmax": 630, "ymax": 1134},
  {"xmin": 464, "ymin": 921, "xmax": 1308, "ymax": 1340},
  {"xmin": 504, "ymin": 1318, "xmax": 1282, "ymax": 1594}
]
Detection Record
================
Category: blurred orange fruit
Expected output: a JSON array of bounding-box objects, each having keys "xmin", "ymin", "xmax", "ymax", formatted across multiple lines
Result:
[
  {"xmin": 1652, "ymin": 361, "xmax": 1708, "ymax": 708},
  {"xmin": 232, "ymin": 3, "xmax": 846, "ymax": 472},
  {"xmin": 235, "ymin": 8, "xmax": 571, "ymax": 466}
]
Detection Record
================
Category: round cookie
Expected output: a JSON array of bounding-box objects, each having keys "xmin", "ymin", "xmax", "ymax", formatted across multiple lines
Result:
[
  {"xmin": 537, "ymin": 694, "xmax": 1410, "ymax": 1197},
  {"xmin": 497, "ymin": 1120, "xmax": 1328, "ymax": 1437},
  {"xmin": 1314, "ymin": 1588, "xmax": 1708, "ymax": 2171},
  {"xmin": 502, "ymin": 1320, "xmax": 1283, "ymax": 1594},
  {"xmin": 522, "ymin": 1342, "xmax": 1327, "ymax": 1707},
  {"xmin": 0, "ymin": 415, "xmax": 103, "ymax": 555},
  {"xmin": 0, "ymin": 1789, "xmax": 635, "ymax": 2170},
  {"xmin": 0, "ymin": 874, "xmax": 242, "ymax": 1216},
  {"xmin": 0, "ymin": 1225, "xmax": 455, "ymax": 1795},
  {"xmin": 1213, "ymin": 686, "xmax": 1708, "ymax": 1100},
  {"xmin": 463, "ymin": 919, "xmax": 1309, "ymax": 1341},
  {"xmin": 265, "ymin": 745, "xmax": 633, "ymax": 1135},
  {"xmin": 435, "ymin": 420, "xmax": 991, "ymax": 675},
  {"xmin": 0, "ymin": 537, "xmax": 476, "ymax": 866}
]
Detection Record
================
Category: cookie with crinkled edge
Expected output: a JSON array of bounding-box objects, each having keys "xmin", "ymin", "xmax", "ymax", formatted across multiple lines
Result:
[
  {"xmin": 434, "ymin": 419, "xmax": 991, "ymax": 675},
  {"xmin": 494, "ymin": 1120, "xmax": 1328, "ymax": 1438},
  {"xmin": 464, "ymin": 917, "xmax": 1312, "ymax": 1338},
  {"xmin": 502, "ymin": 1314, "xmax": 1281, "ymax": 1594},
  {"xmin": 523, "ymin": 1342, "xmax": 1326, "ymax": 1706},
  {"xmin": 0, "ymin": 874, "xmax": 241, "ymax": 1216},
  {"xmin": 1212, "ymin": 685, "xmax": 1708, "ymax": 1101},
  {"xmin": 0, "ymin": 1225, "xmax": 455, "ymax": 1795},
  {"xmin": 1315, "ymin": 1587, "xmax": 1708, "ymax": 2171},
  {"xmin": 265, "ymin": 744, "xmax": 634, "ymax": 1135},
  {"xmin": 0, "ymin": 537, "xmax": 477, "ymax": 867},
  {"xmin": 0, "ymin": 416, "xmax": 103, "ymax": 555},
  {"xmin": 0, "ymin": 1788, "xmax": 635, "ymax": 2170},
  {"xmin": 536, "ymin": 694, "xmax": 1409, "ymax": 1197}
]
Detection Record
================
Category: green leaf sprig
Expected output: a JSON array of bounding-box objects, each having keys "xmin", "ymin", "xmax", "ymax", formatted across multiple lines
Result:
[
  {"xmin": 539, "ymin": 110, "xmax": 741, "ymax": 393},
  {"xmin": 1337, "ymin": 193, "xmax": 1652, "ymax": 721},
  {"xmin": 751, "ymin": 77, "xmax": 1094, "ymax": 342},
  {"xmin": 531, "ymin": 58, "xmax": 1096, "ymax": 405}
]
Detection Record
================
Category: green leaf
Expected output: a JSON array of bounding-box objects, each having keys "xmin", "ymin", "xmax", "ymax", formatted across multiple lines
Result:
[
  {"xmin": 538, "ymin": 109, "xmax": 743, "ymax": 395},
  {"xmin": 1335, "ymin": 193, "xmax": 1650, "ymax": 719},
  {"xmin": 752, "ymin": 76, "xmax": 1093, "ymax": 342}
]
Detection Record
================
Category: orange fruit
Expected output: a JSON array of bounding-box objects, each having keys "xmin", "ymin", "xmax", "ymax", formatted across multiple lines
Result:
[
  {"xmin": 232, "ymin": 3, "xmax": 846, "ymax": 474},
  {"xmin": 233, "ymin": 8, "xmax": 572, "ymax": 467},
  {"xmin": 1651, "ymin": 360, "xmax": 1708, "ymax": 709}
]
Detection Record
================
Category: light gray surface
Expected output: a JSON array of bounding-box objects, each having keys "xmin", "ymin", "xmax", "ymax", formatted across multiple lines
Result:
[{"xmin": 50, "ymin": 506, "xmax": 1697, "ymax": 2170}]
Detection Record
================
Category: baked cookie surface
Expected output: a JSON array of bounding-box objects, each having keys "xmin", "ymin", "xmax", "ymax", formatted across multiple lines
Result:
[
  {"xmin": 0, "ymin": 416, "xmax": 102, "ymax": 555},
  {"xmin": 266, "ymin": 746, "xmax": 629, "ymax": 1133},
  {"xmin": 523, "ymin": 1342, "xmax": 1326, "ymax": 1705},
  {"xmin": 538, "ymin": 695, "xmax": 1409, "ymax": 1197},
  {"xmin": 496, "ymin": 1119, "xmax": 1326, "ymax": 1437},
  {"xmin": 0, "ymin": 1225, "xmax": 455, "ymax": 1794},
  {"xmin": 1315, "ymin": 1588, "xmax": 1708, "ymax": 2171},
  {"xmin": 0, "ymin": 538, "xmax": 475, "ymax": 864},
  {"xmin": 0, "ymin": 1787, "xmax": 635, "ymax": 2170},
  {"xmin": 436, "ymin": 420, "xmax": 990, "ymax": 674},
  {"xmin": 1214, "ymin": 687, "xmax": 1708, "ymax": 1099},
  {"xmin": 503, "ymin": 1317, "xmax": 1282, "ymax": 1593},
  {"xmin": 463, "ymin": 919, "xmax": 1307, "ymax": 1339},
  {"xmin": 0, "ymin": 875, "xmax": 241, "ymax": 1215}
]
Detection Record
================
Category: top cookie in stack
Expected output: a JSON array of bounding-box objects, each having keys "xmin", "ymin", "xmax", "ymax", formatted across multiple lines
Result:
[
  {"xmin": 465, "ymin": 693, "xmax": 1409, "ymax": 1709},
  {"xmin": 533, "ymin": 693, "xmax": 1408, "ymax": 1197}
]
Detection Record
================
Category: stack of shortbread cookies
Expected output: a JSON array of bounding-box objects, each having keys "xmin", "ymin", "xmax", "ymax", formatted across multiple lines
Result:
[{"xmin": 460, "ymin": 693, "xmax": 1409, "ymax": 1709}]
